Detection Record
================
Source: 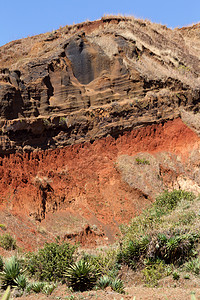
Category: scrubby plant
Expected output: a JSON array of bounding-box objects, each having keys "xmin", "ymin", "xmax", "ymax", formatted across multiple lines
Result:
[
  {"xmin": 0, "ymin": 256, "xmax": 24, "ymax": 289},
  {"xmin": 184, "ymin": 273, "xmax": 190, "ymax": 279},
  {"xmin": 65, "ymin": 259, "xmax": 100, "ymax": 292},
  {"xmin": 172, "ymin": 271, "xmax": 180, "ymax": 280},
  {"xmin": 184, "ymin": 258, "xmax": 200, "ymax": 275},
  {"xmin": 177, "ymin": 211, "xmax": 196, "ymax": 225},
  {"xmin": 142, "ymin": 260, "xmax": 170, "ymax": 287},
  {"xmin": 26, "ymin": 281, "xmax": 45, "ymax": 293},
  {"xmin": 0, "ymin": 224, "xmax": 7, "ymax": 231},
  {"xmin": 110, "ymin": 278, "xmax": 125, "ymax": 294},
  {"xmin": 96, "ymin": 275, "xmax": 112, "ymax": 289},
  {"xmin": 96, "ymin": 275, "xmax": 125, "ymax": 294},
  {"xmin": 135, "ymin": 157, "xmax": 150, "ymax": 165},
  {"xmin": 0, "ymin": 233, "xmax": 16, "ymax": 250},
  {"xmin": 81, "ymin": 249, "xmax": 119, "ymax": 278},
  {"xmin": 117, "ymin": 236, "xmax": 150, "ymax": 268},
  {"xmin": 42, "ymin": 283, "xmax": 57, "ymax": 295},
  {"xmin": 25, "ymin": 241, "xmax": 77, "ymax": 282},
  {"xmin": 14, "ymin": 274, "xmax": 27, "ymax": 290},
  {"xmin": 118, "ymin": 229, "xmax": 199, "ymax": 269},
  {"xmin": 154, "ymin": 190, "xmax": 195, "ymax": 214}
]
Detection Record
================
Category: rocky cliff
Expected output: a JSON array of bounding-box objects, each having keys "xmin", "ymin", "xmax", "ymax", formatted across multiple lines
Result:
[{"xmin": 0, "ymin": 16, "xmax": 200, "ymax": 249}]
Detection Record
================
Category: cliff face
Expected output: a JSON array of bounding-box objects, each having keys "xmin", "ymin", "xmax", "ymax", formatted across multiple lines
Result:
[
  {"xmin": 0, "ymin": 17, "xmax": 200, "ymax": 249},
  {"xmin": 0, "ymin": 16, "xmax": 199, "ymax": 153}
]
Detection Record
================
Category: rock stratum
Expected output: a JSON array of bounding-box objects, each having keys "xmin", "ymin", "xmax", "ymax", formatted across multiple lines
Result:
[{"xmin": 0, "ymin": 16, "xmax": 200, "ymax": 249}]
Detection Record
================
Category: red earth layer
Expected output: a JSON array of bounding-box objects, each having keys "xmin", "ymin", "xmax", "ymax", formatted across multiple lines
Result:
[{"xmin": 0, "ymin": 118, "xmax": 199, "ymax": 250}]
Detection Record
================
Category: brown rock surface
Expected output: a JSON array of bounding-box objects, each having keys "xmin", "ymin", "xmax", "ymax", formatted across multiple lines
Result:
[{"xmin": 0, "ymin": 16, "xmax": 200, "ymax": 249}]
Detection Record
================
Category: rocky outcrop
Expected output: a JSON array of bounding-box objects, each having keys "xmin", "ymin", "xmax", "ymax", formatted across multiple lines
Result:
[{"xmin": 0, "ymin": 16, "xmax": 199, "ymax": 154}]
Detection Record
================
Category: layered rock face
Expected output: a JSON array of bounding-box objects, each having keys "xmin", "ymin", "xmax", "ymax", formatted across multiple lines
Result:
[
  {"xmin": 0, "ymin": 16, "xmax": 199, "ymax": 153},
  {"xmin": 0, "ymin": 17, "xmax": 200, "ymax": 248}
]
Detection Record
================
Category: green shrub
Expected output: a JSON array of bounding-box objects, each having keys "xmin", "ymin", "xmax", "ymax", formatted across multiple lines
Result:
[
  {"xmin": 110, "ymin": 278, "xmax": 125, "ymax": 294},
  {"xmin": 0, "ymin": 256, "xmax": 23, "ymax": 289},
  {"xmin": 142, "ymin": 260, "xmax": 169, "ymax": 287},
  {"xmin": 118, "ymin": 229, "xmax": 198, "ymax": 268},
  {"xmin": 0, "ymin": 224, "xmax": 7, "ymax": 231},
  {"xmin": 135, "ymin": 157, "xmax": 150, "ymax": 165},
  {"xmin": 172, "ymin": 271, "xmax": 180, "ymax": 280},
  {"xmin": 154, "ymin": 190, "xmax": 195, "ymax": 214},
  {"xmin": 26, "ymin": 281, "xmax": 45, "ymax": 293},
  {"xmin": 0, "ymin": 233, "xmax": 16, "ymax": 250},
  {"xmin": 117, "ymin": 236, "xmax": 150, "ymax": 268},
  {"xmin": 150, "ymin": 231, "xmax": 199, "ymax": 264},
  {"xmin": 65, "ymin": 259, "xmax": 100, "ymax": 291},
  {"xmin": 184, "ymin": 273, "xmax": 190, "ymax": 279},
  {"xmin": 96, "ymin": 275, "xmax": 124, "ymax": 294},
  {"xmin": 97, "ymin": 275, "xmax": 112, "ymax": 289},
  {"xmin": 81, "ymin": 249, "xmax": 119, "ymax": 278},
  {"xmin": 25, "ymin": 241, "xmax": 77, "ymax": 282},
  {"xmin": 14, "ymin": 274, "xmax": 27, "ymax": 290},
  {"xmin": 177, "ymin": 211, "xmax": 196, "ymax": 225},
  {"xmin": 42, "ymin": 283, "xmax": 56, "ymax": 295},
  {"xmin": 184, "ymin": 258, "xmax": 200, "ymax": 275}
]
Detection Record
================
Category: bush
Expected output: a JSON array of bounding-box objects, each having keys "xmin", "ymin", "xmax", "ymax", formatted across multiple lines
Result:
[
  {"xmin": 154, "ymin": 190, "xmax": 195, "ymax": 214},
  {"xmin": 117, "ymin": 236, "xmax": 150, "ymax": 268},
  {"xmin": 172, "ymin": 271, "xmax": 180, "ymax": 280},
  {"xmin": 0, "ymin": 256, "xmax": 23, "ymax": 289},
  {"xmin": 96, "ymin": 275, "xmax": 112, "ymax": 289},
  {"xmin": 135, "ymin": 158, "xmax": 150, "ymax": 165},
  {"xmin": 65, "ymin": 259, "xmax": 100, "ymax": 291},
  {"xmin": 26, "ymin": 282, "xmax": 45, "ymax": 293},
  {"xmin": 184, "ymin": 258, "xmax": 200, "ymax": 275},
  {"xmin": 25, "ymin": 241, "xmax": 77, "ymax": 282},
  {"xmin": 42, "ymin": 283, "xmax": 56, "ymax": 295},
  {"xmin": 117, "ymin": 230, "xmax": 199, "ymax": 268},
  {"xmin": 0, "ymin": 234, "xmax": 16, "ymax": 250},
  {"xmin": 82, "ymin": 249, "xmax": 119, "ymax": 278},
  {"xmin": 14, "ymin": 274, "xmax": 27, "ymax": 290},
  {"xmin": 142, "ymin": 260, "xmax": 170, "ymax": 287},
  {"xmin": 110, "ymin": 278, "xmax": 125, "ymax": 294},
  {"xmin": 26, "ymin": 281, "xmax": 56, "ymax": 295}
]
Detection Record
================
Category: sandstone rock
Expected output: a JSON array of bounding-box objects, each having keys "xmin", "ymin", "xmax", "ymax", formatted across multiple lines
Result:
[{"xmin": 0, "ymin": 16, "xmax": 199, "ymax": 154}]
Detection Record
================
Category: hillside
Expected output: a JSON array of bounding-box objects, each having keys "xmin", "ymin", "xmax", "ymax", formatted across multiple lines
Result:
[{"xmin": 0, "ymin": 16, "xmax": 200, "ymax": 250}]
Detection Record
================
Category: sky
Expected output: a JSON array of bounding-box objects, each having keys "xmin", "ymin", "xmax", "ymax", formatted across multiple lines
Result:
[{"xmin": 0, "ymin": 0, "xmax": 200, "ymax": 47}]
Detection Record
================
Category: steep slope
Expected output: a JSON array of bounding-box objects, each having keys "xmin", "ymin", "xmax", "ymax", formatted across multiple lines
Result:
[{"xmin": 0, "ymin": 16, "xmax": 200, "ymax": 249}]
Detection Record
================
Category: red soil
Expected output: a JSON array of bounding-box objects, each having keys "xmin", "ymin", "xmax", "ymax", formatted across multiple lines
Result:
[{"xmin": 0, "ymin": 118, "xmax": 199, "ymax": 250}]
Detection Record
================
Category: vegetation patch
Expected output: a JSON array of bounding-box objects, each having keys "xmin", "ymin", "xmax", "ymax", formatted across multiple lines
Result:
[
  {"xmin": 135, "ymin": 157, "xmax": 150, "ymax": 165},
  {"xmin": 25, "ymin": 241, "xmax": 77, "ymax": 282},
  {"xmin": 0, "ymin": 189, "xmax": 200, "ymax": 297},
  {"xmin": 0, "ymin": 233, "xmax": 16, "ymax": 251}
]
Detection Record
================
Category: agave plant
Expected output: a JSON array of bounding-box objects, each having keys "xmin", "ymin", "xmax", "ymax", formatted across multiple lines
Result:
[
  {"xmin": 96, "ymin": 275, "xmax": 112, "ymax": 289},
  {"xmin": 14, "ymin": 274, "xmax": 27, "ymax": 290},
  {"xmin": 0, "ymin": 256, "xmax": 23, "ymax": 289},
  {"xmin": 27, "ymin": 281, "xmax": 45, "ymax": 293},
  {"xmin": 65, "ymin": 259, "xmax": 100, "ymax": 291},
  {"xmin": 110, "ymin": 278, "xmax": 125, "ymax": 294}
]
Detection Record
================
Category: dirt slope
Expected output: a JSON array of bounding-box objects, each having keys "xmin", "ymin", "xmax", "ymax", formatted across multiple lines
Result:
[{"xmin": 0, "ymin": 17, "xmax": 200, "ymax": 249}]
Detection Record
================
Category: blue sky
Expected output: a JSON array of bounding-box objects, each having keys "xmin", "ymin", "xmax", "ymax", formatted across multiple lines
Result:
[{"xmin": 0, "ymin": 0, "xmax": 199, "ymax": 47}]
